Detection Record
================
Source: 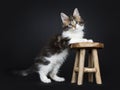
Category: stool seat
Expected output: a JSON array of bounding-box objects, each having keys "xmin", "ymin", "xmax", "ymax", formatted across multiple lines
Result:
[
  {"xmin": 70, "ymin": 42, "xmax": 104, "ymax": 85},
  {"xmin": 70, "ymin": 42, "xmax": 104, "ymax": 49}
]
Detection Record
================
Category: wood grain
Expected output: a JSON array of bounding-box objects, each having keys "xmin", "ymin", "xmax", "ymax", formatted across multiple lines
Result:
[{"xmin": 70, "ymin": 42, "xmax": 104, "ymax": 49}]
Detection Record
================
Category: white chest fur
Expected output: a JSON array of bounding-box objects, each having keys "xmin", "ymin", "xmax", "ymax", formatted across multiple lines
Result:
[
  {"xmin": 62, "ymin": 26, "xmax": 93, "ymax": 44},
  {"xmin": 62, "ymin": 29, "xmax": 84, "ymax": 44}
]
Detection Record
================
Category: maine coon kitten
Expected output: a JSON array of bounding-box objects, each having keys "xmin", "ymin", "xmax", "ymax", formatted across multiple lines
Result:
[
  {"xmin": 15, "ymin": 34, "xmax": 70, "ymax": 83},
  {"xmin": 61, "ymin": 8, "xmax": 93, "ymax": 44}
]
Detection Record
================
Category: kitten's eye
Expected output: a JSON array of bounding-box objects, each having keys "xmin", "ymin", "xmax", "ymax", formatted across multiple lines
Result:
[
  {"xmin": 80, "ymin": 24, "xmax": 83, "ymax": 26},
  {"xmin": 79, "ymin": 22, "xmax": 84, "ymax": 26}
]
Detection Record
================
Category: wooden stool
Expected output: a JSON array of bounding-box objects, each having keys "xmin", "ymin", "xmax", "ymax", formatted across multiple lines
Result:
[{"xmin": 70, "ymin": 42, "xmax": 104, "ymax": 85}]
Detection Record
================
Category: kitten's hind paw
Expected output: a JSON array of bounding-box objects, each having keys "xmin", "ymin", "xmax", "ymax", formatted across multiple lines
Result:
[
  {"xmin": 41, "ymin": 78, "xmax": 51, "ymax": 83},
  {"xmin": 51, "ymin": 75, "xmax": 65, "ymax": 82}
]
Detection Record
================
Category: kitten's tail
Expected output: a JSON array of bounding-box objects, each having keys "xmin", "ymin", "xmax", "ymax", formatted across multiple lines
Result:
[{"xmin": 13, "ymin": 66, "xmax": 36, "ymax": 76}]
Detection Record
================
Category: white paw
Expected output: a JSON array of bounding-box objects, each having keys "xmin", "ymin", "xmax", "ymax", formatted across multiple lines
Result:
[
  {"xmin": 82, "ymin": 39, "xmax": 88, "ymax": 42},
  {"xmin": 87, "ymin": 39, "xmax": 93, "ymax": 42},
  {"xmin": 41, "ymin": 78, "xmax": 51, "ymax": 83},
  {"xmin": 51, "ymin": 76, "xmax": 65, "ymax": 82},
  {"xmin": 55, "ymin": 77, "xmax": 65, "ymax": 82}
]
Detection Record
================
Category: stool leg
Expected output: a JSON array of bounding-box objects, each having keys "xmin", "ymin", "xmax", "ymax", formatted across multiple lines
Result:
[
  {"xmin": 88, "ymin": 50, "xmax": 94, "ymax": 83},
  {"xmin": 71, "ymin": 50, "xmax": 79, "ymax": 83},
  {"xmin": 92, "ymin": 49, "xmax": 102, "ymax": 84},
  {"xmin": 77, "ymin": 49, "xmax": 86, "ymax": 85}
]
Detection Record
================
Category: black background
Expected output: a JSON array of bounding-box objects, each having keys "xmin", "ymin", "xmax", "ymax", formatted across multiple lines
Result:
[{"xmin": 1, "ymin": 0, "xmax": 120, "ymax": 90}]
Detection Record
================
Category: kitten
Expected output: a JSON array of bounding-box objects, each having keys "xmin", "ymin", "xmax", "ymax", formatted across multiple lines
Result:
[
  {"xmin": 61, "ymin": 8, "xmax": 93, "ymax": 44},
  {"xmin": 15, "ymin": 34, "xmax": 70, "ymax": 83}
]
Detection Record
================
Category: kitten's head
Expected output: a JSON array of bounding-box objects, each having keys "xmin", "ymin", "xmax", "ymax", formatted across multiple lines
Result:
[{"xmin": 60, "ymin": 8, "xmax": 85, "ymax": 31}]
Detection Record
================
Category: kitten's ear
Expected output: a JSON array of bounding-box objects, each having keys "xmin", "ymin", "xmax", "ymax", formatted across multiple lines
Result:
[
  {"xmin": 73, "ymin": 8, "xmax": 81, "ymax": 21},
  {"xmin": 60, "ymin": 13, "xmax": 69, "ymax": 24}
]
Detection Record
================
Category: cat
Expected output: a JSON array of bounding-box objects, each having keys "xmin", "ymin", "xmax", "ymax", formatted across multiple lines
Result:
[
  {"xmin": 14, "ymin": 34, "xmax": 70, "ymax": 83},
  {"xmin": 61, "ymin": 8, "xmax": 93, "ymax": 44}
]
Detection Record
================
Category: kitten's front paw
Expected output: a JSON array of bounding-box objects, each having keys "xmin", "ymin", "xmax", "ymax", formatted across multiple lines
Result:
[
  {"xmin": 51, "ymin": 75, "xmax": 65, "ymax": 82},
  {"xmin": 87, "ymin": 39, "xmax": 93, "ymax": 42},
  {"xmin": 56, "ymin": 77, "xmax": 65, "ymax": 82},
  {"xmin": 41, "ymin": 78, "xmax": 51, "ymax": 83}
]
